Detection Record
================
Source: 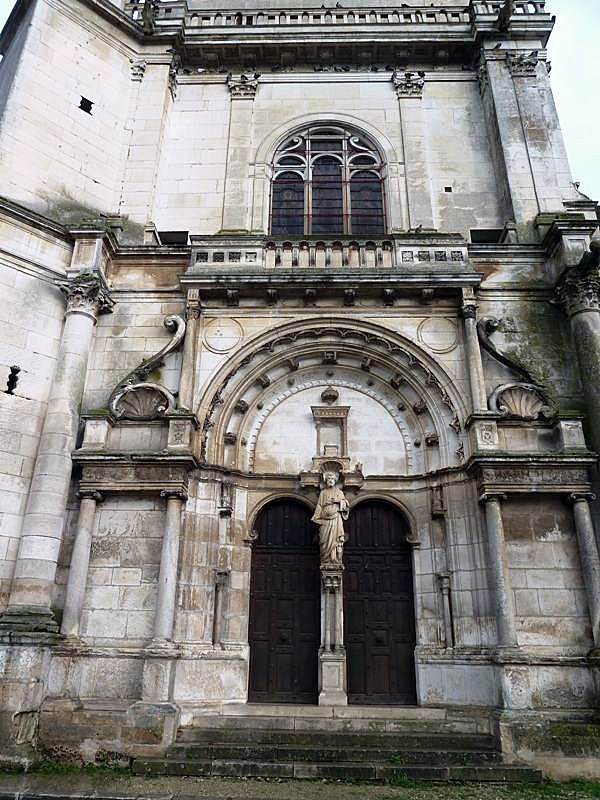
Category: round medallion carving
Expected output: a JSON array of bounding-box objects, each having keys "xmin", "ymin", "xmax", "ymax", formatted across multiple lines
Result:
[
  {"xmin": 203, "ymin": 318, "xmax": 243, "ymax": 353},
  {"xmin": 417, "ymin": 317, "xmax": 458, "ymax": 354}
]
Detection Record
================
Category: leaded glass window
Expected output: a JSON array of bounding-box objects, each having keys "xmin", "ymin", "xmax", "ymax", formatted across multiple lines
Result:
[{"xmin": 270, "ymin": 126, "xmax": 385, "ymax": 235}]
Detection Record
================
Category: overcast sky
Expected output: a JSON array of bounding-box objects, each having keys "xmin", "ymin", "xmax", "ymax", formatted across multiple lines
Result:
[{"xmin": 0, "ymin": 0, "xmax": 598, "ymax": 200}]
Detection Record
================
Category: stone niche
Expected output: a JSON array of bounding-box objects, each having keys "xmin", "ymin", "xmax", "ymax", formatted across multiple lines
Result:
[{"xmin": 252, "ymin": 386, "xmax": 406, "ymax": 475}]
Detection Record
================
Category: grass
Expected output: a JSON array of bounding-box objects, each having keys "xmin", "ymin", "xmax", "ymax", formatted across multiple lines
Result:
[{"xmin": 380, "ymin": 778, "xmax": 600, "ymax": 799}]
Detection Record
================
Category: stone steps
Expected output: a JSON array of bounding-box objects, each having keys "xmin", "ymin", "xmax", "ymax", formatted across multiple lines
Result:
[
  {"xmin": 167, "ymin": 742, "xmax": 503, "ymax": 765},
  {"xmin": 132, "ymin": 758, "xmax": 542, "ymax": 783},
  {"xmin": 131, "ymin": 709, "xmax": 542, "ymax": 783}
]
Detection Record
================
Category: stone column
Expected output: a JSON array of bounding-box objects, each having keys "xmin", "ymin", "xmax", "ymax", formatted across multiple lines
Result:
[
  {"xmin": 60, "ymin": 491, "xmax": 102, "ymax": 638},
  {"xmin": 392, "ymin": 70, "xmax": 435, "ymax": 230},
  {"xmin": 178, "ymin": 289, "xmax": 201, "ymax": 412},
  {"xmin": 318, "ymin": 568, "xmax": 347, "ymax": 706},
  {"xmin": 0, "ymin": 272, "xmax": 113, "ymax": 633},
  {"xmin": 556, "ymin": 268, "xmax": 600, "ymax": 456},
  {"xmin": 221, "ymin": 74, "xmax": 258, "ymax": 231},
  {"xmin": 461, "ymin": 297, "xmax": 488, "ymax": 415},
  {"xmin": 153, "ymin": 490, "xmax": 186, "ymax": 644},
  {"xmin": 570, "ymin": 494, "xmax": 600, "ymax": 651},
  {"xmin": 480, "ymin": 493, "xmax": 518, "ymax": 649}
]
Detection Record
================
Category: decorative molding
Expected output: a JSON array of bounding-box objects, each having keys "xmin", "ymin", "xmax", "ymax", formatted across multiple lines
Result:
[
  {"xmin": 56, "ymin": 272, "xmax": 114, "ymax": 320},
  {"xmin": 200, "ymin": 325, "xmax": 462, "ymax": 462},
  {"xmin": 227, "ymin": 71, "xmax": 260, "ymax": 98},
  {"xmin": 392, "ymin": 69, "xmax": 425, "ymax": 98},
  {"xmin": 488, "ymin": 383, "xmax": 555, "ymax": 421},
  {"xmin": 107, "ymin": 315, "xmax": 186, "ymax": 420}
]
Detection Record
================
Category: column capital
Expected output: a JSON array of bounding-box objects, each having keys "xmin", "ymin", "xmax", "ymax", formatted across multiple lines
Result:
[
  {"xmin": 321, "ymin": 568, "xmax": 343, "ymax": 592},
  {"xmin": 227, "ymin": 72, "xmax": 260, "ymax": 99},
  {"xmin": 392, "ymin": 69, "xmax": 425, "ymax": 99},
  {"xmin": 160, "ymin": 489, "xmax": 188, "ymax": 501},
  {"xmin": 555, "ymin": 267, "xmax": 600, "ymax": 318},
  {"xmin": 569, "ymin": 492, "xmax": 597, "ymax": 505},
  {"xmin": 479, "ymin": 492, "xmax": 508, "ymax": 505},
  {"xmin": 78, "ymin": 489, "xmax": 103, "ymax": 503},
  {"xmin": 57, "ymin": 272, "xmax": 115, "ymax": 321}
]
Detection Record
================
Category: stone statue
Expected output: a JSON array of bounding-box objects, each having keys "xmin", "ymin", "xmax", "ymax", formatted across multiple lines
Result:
[{"xmin": 311, "ymin": 471, "xmax": 349, "ymax": 566}]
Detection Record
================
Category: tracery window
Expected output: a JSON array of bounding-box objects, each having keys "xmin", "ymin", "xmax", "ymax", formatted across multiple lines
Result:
[{"xmin": 270, "ymin": 126, "xmax": 385, "ymax": 236}]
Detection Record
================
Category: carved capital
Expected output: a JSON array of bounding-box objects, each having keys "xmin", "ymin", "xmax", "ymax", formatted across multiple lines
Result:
[
  {"xmin": 160, "ymin": 488, "xmax": 188, "ymax": 502},
  {"xmin": 185, "ymin": 288, "xmax": 202, "ymax": 321},
  {"xmin": 321, "ymin": 569, "xmax": 342, "ymax": 593},
  {"xmin": 78, "ymin": 489, "xmax": 103, "ymax": 503},
  {"xmin": 479, "ymin": 492, "xmax": 508, "ymax": 505},
  {"xmin": 392, "ymin": 70, "xmax": 425, "ymax": 99},
  {"xmin": 227, "ymin": 72, "xmax": 260, "ymax": 98},
  {"xmin": 555, "ymin": 268, "xmax": 600, "ymax": 317},
  {"xmin": 568, "ymin": 492, "xmax": 597, "ymax": 506},
  {"xmin": 57, "ymin": 272, "xmax": 114, "ymax": 320}
]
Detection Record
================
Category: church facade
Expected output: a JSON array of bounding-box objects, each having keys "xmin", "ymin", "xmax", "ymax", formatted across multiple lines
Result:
[{"xmin": 1, "ymin": 0, "xmax": 600, "ymax": 777}]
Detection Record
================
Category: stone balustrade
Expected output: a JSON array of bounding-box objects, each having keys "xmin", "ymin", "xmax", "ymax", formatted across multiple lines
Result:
[
  {"xmin": 126, "ymin": 1, "xmax": 547, "ymax": 30},
  {"xmin": 188, "ymin": 236, "xmax": 470, "ymax": 272}
]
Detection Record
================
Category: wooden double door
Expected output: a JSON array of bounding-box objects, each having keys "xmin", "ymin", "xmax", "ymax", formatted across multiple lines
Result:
[{"xmin": 248, "ymin": 498, "xmax": 416, "ymax": 705}]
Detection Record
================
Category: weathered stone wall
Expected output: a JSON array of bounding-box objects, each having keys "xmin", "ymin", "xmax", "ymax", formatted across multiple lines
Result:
[{"xmin": 503, "ymin": 495, "xmax": 592, "ymax": 651}]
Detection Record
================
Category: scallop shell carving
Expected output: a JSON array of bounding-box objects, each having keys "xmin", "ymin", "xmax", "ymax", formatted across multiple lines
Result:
[
  {"xmin": 490, "ymin": 383, "xmax": 553, "ymax": 420},
  {"xmin": 112, "ymin": 383, "xmax": 176, "ymax": 420}
]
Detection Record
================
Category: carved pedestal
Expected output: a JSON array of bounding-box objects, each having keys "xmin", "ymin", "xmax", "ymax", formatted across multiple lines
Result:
[{"xmin": 318, "ymin": 568, "xmax": 347, "ymax": 706}]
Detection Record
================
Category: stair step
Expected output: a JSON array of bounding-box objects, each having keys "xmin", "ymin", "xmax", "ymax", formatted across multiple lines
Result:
[
  {"xmin": 175, "ymin": 729, "xmax": 497, "ymax": 750},
  {"xmin": 167, "ymin": 743, "xmax": 502, "ymax": 765},
  {"xmin": 132, "ymin": 757, "xmax": 542, "ymax": 783}
]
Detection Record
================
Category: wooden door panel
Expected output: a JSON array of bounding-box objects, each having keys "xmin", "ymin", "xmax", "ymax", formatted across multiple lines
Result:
[
  {"xmin": 249, "ymin": 499, "xmax": 319, "ymax": 704},
  {"xmin": 344, "ymin": 501, "xmax": 417, "ymax": 705}
]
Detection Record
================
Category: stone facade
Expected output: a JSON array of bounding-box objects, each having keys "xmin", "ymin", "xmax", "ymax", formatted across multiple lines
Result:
[{"xmin": 0, "ymin": 0, "xmax": 600, "ymax": 778}]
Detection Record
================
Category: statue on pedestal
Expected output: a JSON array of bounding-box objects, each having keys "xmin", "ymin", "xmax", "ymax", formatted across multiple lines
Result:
[{"xmin": 312, "ymin": 471, "xmax": 349, "ymax": 566}]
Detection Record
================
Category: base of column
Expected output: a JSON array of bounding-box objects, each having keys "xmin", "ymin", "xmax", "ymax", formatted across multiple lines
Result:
[
  {"xmin": 318, "ymin": 649, "xmax": 347, "ymax": 706},
  {"xmin": 0, "ymin": 606, "xmax": 60, "ymax": 636}
]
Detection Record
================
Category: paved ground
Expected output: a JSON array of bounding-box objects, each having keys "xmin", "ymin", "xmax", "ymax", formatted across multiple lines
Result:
[{"xmin": 1, "ymin": 772, "xmax": 600, "ymax": 800}]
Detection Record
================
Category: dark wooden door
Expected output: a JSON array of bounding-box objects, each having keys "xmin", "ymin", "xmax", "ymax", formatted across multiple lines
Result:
[
  {"xmin": 344, "ymin": 501, "xmax": 416, "ymax": 705},
  {"xmin": 248, "ymin": 499, "xmax": 320, "ymax": 704}
]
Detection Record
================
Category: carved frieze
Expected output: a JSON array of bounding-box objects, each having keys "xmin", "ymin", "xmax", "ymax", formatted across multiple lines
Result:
[
  {"xmin": 507, "ymin": 50, "xmax": 549, "ymax": 78},
  {"xmin": 57, "ymin": 272, "xmax": 114, "ymax": 319},
  {"xmin": 475, "ymin": 462, "xmax": 592, "ymax": 495},
  {"xmin": 77, "ymin": 456, "xmax": 196, "ymax": 495}
]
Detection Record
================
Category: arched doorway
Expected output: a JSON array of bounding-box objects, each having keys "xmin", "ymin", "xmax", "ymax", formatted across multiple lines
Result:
[
  {"xmin": 344, "ymin": 500, "xmax": 417, "ymax": 705},
  {"xmin": 248, "ymin": 498, "xmax": 320, "ymax": 703}
]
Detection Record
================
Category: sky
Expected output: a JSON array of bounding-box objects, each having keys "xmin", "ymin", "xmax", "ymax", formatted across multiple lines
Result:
[{"xmin": 0, "ymin": 0, "xmax": 598, "ymax": 200}]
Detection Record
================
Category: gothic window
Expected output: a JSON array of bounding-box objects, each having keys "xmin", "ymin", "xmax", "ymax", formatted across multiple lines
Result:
[{"xmin": 270, "ymin": 126, "xmax": 385, "ymax": 235}]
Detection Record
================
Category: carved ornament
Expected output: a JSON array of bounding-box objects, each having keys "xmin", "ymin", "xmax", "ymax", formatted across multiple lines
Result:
[
  {"xmin": 392, "ymin": 70, "xmax": 425, "ymax": 98},
  {"xmin": 489, "ymin": 383, "xmax": 555, "ymax": 421},
  {"xmin": 200, "ymin": 326, "xmax": 461, "ymax": 462},
  {"xmin": 57, "ymin": 272, "xmax": 114, "ymax": 320},
  {"xmin": 108, "ymin": 315, "xmax": 186, "ymax": 420},
  {"xmin": 227, "ymin": 72, "xmax": 260, "ymax": 98},
  {"xmin": 507, "ymin": 50, "xmax": 549, "ymax": 78}
]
